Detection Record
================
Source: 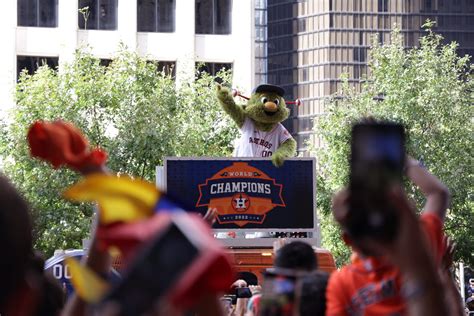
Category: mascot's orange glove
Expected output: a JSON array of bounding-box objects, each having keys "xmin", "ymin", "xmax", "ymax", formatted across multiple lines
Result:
[{"xmin": 27, "ymin": 121, "xmax": 107, "ymax": 171}]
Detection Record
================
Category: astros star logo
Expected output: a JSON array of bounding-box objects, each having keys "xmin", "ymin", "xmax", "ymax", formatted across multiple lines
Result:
[
  {"xmin": 196, "ymin": 162, "xmax": 285, "ymax": 226},
  {"xmin": 231, "ymin": 193, "xmax": 250, "ymax": 212}
]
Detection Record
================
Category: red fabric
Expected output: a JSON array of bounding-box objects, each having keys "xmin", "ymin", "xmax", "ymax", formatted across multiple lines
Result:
[
  {"xmin": 98, "ymin": 212, "xmax": 235, "ymax": 306},
  {"xmin": 170, "ymin": 252, "xmax": 236, "ymax": 308},
  {"xmin": 27, "ymin": 121, "xmax": 107, "ymax": 171},
  {"xmin": 325, "ymin": 213, "xmax": 444, "ymax": 316},
  {"xmin": 96, "ymin": 214, "xmax": 172, "ymax": 265},
  {"xmin": 248, "ymin": 293, "xmax": 262, "ymax": 315},
  {"xmin": 168, "ymin": 215, "xmax": 236, "ymax": 308}
]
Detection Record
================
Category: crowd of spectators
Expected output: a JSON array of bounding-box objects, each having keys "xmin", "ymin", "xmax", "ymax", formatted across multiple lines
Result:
[{"xmin": 0, "ymin": 119, "xmax": 471, "ymax": 315}]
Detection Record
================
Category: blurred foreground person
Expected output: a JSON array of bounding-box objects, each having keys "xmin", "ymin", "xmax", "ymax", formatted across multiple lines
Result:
[
  {"xmin": 439, "ymin": 236, "xmax": 465, "ymax": 316},
  {"xmin": 325, "ymin": 155, "xmax": 451, "ymax": 316},
  {"xmin": 0, "ymin": 174, "xmax": 64, "ymax": 316},
  {"xmin": 23, "ymin": 121, "xmax": 234, "ymax": 316},
  {"xmin": 298, "ymin": 271, "xmax": 329, "ymax": 316},
  {"xmin": 255, "ymin": 241, "xmax": 329, "ymax": 316},
  {"xmin": 257, "ymin": 268, "xmax": 329, "ymax": 316}
]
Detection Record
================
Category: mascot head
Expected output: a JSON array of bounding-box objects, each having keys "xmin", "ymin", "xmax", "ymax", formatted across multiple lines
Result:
[{"xmin": 244, "ymin": 84, "xmax": 289, "ymax": 125}]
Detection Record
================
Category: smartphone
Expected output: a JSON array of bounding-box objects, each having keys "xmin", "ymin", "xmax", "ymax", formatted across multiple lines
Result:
[
  {"xmin": 101, "ymin": 221, "xmax": 199, "ymax": 316},
  {"xmin": 235, "ymin": 287, "xmax": 253, "ymax": 299},
  {"xmin": 348, "ymin": 122, "xmax": 405, "ymax": 241}
]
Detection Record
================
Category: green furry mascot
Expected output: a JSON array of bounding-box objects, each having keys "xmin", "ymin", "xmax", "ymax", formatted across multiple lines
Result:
[{"xmin": 217, "ymin": 83, "xmax": 297, "ymax": 167}]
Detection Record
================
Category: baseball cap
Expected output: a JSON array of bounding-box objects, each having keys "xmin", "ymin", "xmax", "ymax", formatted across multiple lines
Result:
[{"xmin": 253, "ymin": 84, "xmax": 285, "ymax": 97}]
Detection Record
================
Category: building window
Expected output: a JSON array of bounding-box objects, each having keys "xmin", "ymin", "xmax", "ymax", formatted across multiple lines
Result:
[
  {"xmin": 353, "ymin": 48, "xmax": 360, "ymax": 61},
  {"xmin": 424, "ymin": 0, "xmax": 432, "ymax": 11},
  {"xmin": 78, "ymin": 0, "xmax": 117, "ymax": 30},
  {"xmin": 354, "ymin": 65, "xmax": 360, "ymax": 79},
  {"xmin": 468, "ymin": 0, "xmax": 474, "ymax": 12},
  {"xmin": 18, "ymin": 0, "xmax": 57, "ymax": 27},
  {"xmin": 353, "ymin": 0, "xmax": 360, "ymax": 11},
  {"xmin": 437, "ymin": 16, "xmax": 444, "ymax": 27},
  {"xmin": 196, "ymin": 0, "xmax": 232, "ymax": 35},
  {"xmin": 468, "ymin": 15, "xmax": 474, "ymax": 26},
  {"xmin": 137, "ymin": 0, "xmax": 175, "ymax": 32},
  {"xmin": 353, "ymin": 48, "xmax": 366, "ymax": 62},
  {"xmin": 360, "ymin": 48, "xmax": 366, "ymax": 62},
  {"xmin": 155, "ymin": 61, "xmax": 176, "ymax": 77},
  {"xmin": 17, "ymin": 55, "xmax": 58, "ymax": 80},
  {"xmin": 100, "ymin": 59, "xmax": 112, "ymax": 67},
  {"xmin": 196, "ymin": 62, "xmax": 232, "ymax": 82},
  {"xmin": 378, "ymin": 0, "xmax": 389, "ymax": 12},
  {"xmin": 196, "ymin": 62, "xmax": 232, "ymax": 76},
  {"xmin": 298, "ymin": 19, "xmax": 306, "ymax": 32}
]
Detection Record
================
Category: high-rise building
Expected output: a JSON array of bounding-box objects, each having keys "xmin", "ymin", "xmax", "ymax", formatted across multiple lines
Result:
[
  {"xmin": 264, "ymin": 0, "xmax": 474, "ymax": 153},
  {"xmin": 0, "ymin": 0, "xmax": 255, "ymax": 111},
  {"xmin": 255, "ymin": 0, "xmax": 268, "ymax": 85}
]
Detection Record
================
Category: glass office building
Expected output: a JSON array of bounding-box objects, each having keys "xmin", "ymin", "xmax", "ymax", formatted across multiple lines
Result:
[{"xmin": 262, "ymin": 0, "xmax": 474, "ymax": 153}]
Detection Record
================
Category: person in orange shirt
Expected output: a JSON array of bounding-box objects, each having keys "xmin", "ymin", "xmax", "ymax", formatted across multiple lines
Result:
[{"xmin": 325, "ymin": 156, "xmax": 450, "ymax": 316}]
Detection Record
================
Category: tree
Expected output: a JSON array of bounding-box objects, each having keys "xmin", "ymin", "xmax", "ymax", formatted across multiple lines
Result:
[
  {"xmin": 0, "ymin": 47, "xmax": 238, "ymax": 256},
  {"xmin": 314, "ymin": 27, "xmax": 474, "ymax": 266}
]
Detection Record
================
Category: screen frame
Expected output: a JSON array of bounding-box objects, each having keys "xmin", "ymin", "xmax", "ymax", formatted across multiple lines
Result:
[{"xmin": 159, "ymin": 157, "xmax": 320, "ymax": 247}]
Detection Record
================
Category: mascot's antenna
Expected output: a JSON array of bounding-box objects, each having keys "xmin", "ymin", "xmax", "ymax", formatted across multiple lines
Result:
[
  {"xmin": 286, "ymin": 99, "xmax": 302, "ymax": 106},
  {"xmin": 232, "ymin": 88, "xmax": 302, "ymax": 106},
  {"xmin": 232, "ymin": 89, "xmax": 250, "ymax": 100}
]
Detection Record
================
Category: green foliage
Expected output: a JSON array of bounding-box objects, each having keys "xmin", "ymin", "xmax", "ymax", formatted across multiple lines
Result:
[
  {"xmin": 314, "ymin": 28, "xmax": 474, "ymax": 266},
  {"xmin": 0, "ymin": 47, "xmax": 237, "ymax": 256}
]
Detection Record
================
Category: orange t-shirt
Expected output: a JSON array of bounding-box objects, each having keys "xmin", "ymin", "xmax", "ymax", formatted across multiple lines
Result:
[{"xmin": 325, "ymin": 213, "xmax": 444, "ymax": 316}]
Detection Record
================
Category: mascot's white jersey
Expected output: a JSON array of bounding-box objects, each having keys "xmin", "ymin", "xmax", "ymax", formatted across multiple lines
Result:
[{"xmin": 233, "ymin": 117, "xmax": 293, "ymax": 158}]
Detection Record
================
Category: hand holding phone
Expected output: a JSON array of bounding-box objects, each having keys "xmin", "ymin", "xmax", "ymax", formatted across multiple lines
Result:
[{"xmin": 347, "ymin": 121, "xmax": 405, "ymax": 242}]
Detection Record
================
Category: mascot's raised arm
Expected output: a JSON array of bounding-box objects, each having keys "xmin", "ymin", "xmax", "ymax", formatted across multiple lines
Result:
[{"xmin": 217, "ymin": 83, "xmax": 297, "ymax": 167}]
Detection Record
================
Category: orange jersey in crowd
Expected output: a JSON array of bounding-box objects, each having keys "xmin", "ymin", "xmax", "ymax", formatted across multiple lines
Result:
[{"xmin": 325, "ymin": 213, "xmax": 445, "ymax": 316}]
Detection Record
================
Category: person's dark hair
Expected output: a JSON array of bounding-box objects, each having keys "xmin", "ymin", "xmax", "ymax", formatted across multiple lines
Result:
[
  {"xmin": 274, "ymin": 241, "xmax": 317, "ymax": 271},
  {"xmin": 466, "ymin": 296, "xmax": 474, "ymax": 311},
  {"xmin": 237, "ymin": 271, "xmax": 259, "ymax": 286},
  {"xmin": 0, "ymin": 174, "xmax": 33, "ymax": 308},
  {"xmin": 0, "ymin": 175, "xmax": 65, "ymax": 315},
  {"xmin": 299, "ymin": 271, "xmax": 329, "ymax": 316}
]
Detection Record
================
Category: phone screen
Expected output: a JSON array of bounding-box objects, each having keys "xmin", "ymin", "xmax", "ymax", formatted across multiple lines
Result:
[
  {"xmin": 235, "ymin": 287, "xmax": 253, "ymax": 298},
  {"xmin": 351, "ymin": 124, "xmax": 404, "ymax": 183},
  {"xmin": 349, "ymin": 122, "xmax": 405, "ymax": 240},
  {"xmin": 103, "ymin": 222, "xmax": 199, "ymax": 316}
]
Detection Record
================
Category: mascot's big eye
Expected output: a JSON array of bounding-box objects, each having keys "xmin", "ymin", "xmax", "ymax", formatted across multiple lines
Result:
[
  {"xmin": 261, "ymin": 97, "xmax": 268, "ymax": 103},
  {"xmin": 274, "ymin": 99, "xmax": 280, "ymax": 105}
]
